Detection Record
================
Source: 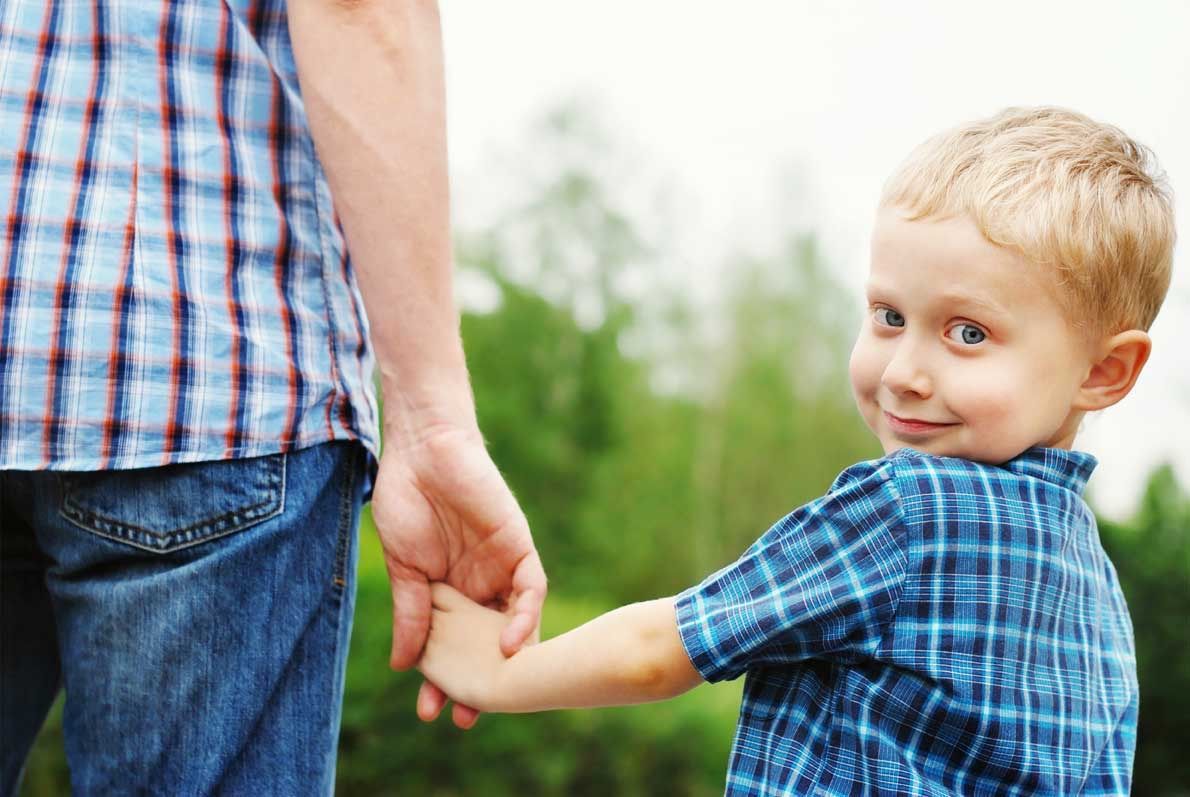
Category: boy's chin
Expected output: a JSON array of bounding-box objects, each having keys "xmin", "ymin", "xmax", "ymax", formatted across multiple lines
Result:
[
  {"xmin": 879, "ymin": 437, "xmax": 963, "ymax": 460},
  {"xmin": 881, "ymin": 437, "xmax": 1029, "ymax": 465}
]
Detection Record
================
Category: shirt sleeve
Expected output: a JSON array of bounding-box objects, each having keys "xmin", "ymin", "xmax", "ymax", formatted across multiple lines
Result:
[{"xmin": 675, "ymin": 459, "xmax": 908, "ymax": 683}]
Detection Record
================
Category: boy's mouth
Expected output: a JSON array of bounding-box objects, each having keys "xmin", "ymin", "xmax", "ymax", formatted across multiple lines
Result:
[{"xmin": 883, "ymin": 411, "xmax": 958, "ymax": 436}]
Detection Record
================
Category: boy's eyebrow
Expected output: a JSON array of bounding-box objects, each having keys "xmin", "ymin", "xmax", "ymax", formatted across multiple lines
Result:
[
  {"xmin": 935, "ymin": 290, "xmax": 1009, "ymax": 318},
  {"xmin": 865, "ymin": 283, "xmax": 1009, "ymax": 318}
]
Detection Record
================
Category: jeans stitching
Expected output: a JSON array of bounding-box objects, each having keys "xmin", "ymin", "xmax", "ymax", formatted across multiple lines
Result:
[
  {"xmin": 331, "ymin": 444, "xmax": 360, "ymax": 590},
  {"xmin": 61, "ymin": 494, "xmax": 278, "ymax": 540},
  {"xmin": 323, "ymin": 463, "xmax": 359, "ymax": 795},
  {"xmin": 56, "ymin": 455, "xmax": 288, "ymax": 553}
]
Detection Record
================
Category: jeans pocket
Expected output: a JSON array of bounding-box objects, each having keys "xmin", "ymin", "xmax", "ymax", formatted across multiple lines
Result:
[{"xmin": 58, "ymin": 452, "xmax": 286, "ymax": 553}]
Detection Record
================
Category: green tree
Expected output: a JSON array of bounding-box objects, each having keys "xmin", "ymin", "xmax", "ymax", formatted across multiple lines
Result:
[
  {"xmin": 1099, "ymin": 465, "xmax": 1190, "ymax": 796},
  {"xmin": 690, "ymin": 236, "xmax": 878, "ymax": 572}
]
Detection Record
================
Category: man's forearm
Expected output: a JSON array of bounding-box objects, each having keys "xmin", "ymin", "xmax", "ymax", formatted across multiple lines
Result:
[
  {"xmin": 288, "ymin": 0, "xmax": 474, "ymax": 434},
  {"xmin": 487, "ymin": 598, "xmax": 704, "ymax": 713}
]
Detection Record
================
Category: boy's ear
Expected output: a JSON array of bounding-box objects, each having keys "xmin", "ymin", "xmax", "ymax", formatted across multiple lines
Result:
[{"xmin": 1074, "ymin": 330, "xmax": 1152, "ymax": 412}]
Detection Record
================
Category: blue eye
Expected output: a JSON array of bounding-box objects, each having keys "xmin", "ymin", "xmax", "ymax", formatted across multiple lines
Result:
[
  {"xmin": 946, "ymin": 323, "xmax": 986, "ymax": 345},
  {"xmin": 874, "ymin": 307, "xmax": 904, "ymax": 328}
]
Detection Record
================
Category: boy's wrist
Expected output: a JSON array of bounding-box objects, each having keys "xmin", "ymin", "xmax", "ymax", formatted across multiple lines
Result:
[{"xmin": 484, "ymin": 648, "xmax": 533, "ymax": 713}]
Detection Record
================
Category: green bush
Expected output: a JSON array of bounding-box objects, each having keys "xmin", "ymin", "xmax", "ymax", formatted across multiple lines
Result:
[
  {"xmin": 1099, "ymin": 466, "xmax": 1190, "ymax": 796},
  {"xmin": 335, "ymin": 516, "xmax": 741, "ymax": 797}
]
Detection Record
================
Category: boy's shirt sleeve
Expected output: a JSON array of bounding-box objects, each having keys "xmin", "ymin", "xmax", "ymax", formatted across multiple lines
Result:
[{"xmin": 675, "ymin": 458, "xmax": 908, "ymax": 683}]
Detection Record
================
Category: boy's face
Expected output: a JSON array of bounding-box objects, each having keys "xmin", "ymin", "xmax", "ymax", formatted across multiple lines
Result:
[{"xmin": 849, "ymin": 209, "xmax": 1093, "ymax": 464}]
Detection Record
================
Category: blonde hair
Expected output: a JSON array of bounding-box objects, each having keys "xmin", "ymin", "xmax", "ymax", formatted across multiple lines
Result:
[{"xmin": 881, "ymin": 106, "xmax": 1175, "ymax": 335}]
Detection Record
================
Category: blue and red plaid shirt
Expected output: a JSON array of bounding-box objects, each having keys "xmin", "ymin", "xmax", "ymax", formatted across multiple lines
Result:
[
  {"xmin": 0, "ymin": 0, "xmax": 379, "ymax": 472},
  {"xmin": 677, "ymin": 447, "xmax": 1137, "ymax": 796}
]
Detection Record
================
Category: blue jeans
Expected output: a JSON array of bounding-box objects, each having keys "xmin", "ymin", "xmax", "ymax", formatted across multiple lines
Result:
[{"xmin": 1, "ymin": 441, "xmax": 367, "ymax": 795}]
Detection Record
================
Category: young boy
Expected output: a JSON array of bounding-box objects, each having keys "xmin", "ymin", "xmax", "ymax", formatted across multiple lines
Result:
[{"xmin": 417, "ymin": 107, "xmax": 1175, "ymax": 795}]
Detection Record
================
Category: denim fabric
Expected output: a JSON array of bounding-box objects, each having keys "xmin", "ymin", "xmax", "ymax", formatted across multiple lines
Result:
[{"xmin": 1, "ymin": 441, "xmax": 367, "ymax": 796}]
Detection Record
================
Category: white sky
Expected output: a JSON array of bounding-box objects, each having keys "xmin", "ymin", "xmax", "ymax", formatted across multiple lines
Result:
[{"xmin": 439, "ymin": 1, "xmax": 1190, "ymax": 519}]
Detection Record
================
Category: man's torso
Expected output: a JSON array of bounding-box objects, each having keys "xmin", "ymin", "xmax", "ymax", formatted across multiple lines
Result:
[{"xmin": 0, "ymin": 0, "xmax": 379, "ymax": 472}]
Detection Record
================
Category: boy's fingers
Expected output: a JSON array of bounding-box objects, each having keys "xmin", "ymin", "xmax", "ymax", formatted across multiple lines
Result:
[
  {"xmin": 430, "ymin": 581, "xmax": 467, "ymax": 610},
  {"xmin": 418, "ymin": 678, "xmax": 480, "ymax": 729}
]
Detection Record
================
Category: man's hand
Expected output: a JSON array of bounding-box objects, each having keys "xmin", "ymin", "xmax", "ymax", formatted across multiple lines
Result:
[{"xmin": 372, "ymin": 423, "xmax": 546, "ymax": 727}]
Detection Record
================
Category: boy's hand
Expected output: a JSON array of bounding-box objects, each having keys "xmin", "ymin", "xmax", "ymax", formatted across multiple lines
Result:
[
  {"xmin": 417, "ymin": 583, "xmax": 519, "ymax": 713},
  {"xmin": 420, "ymin": 586, "xmax": 703, "ymax": 716}
]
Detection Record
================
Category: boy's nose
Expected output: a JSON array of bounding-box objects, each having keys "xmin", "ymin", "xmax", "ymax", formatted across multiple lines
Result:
[{"xmin": 881, "ymin": 344, "xmax": 933, "ymax": 399}]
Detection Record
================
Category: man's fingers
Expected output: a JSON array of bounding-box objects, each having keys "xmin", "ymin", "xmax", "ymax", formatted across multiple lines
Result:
[
  {"xmin": 452, "ymin": 702, "xmax": 480, "ymax": 729},
  {"xmin": 513, "ymin": 581, "xmax": 545, "ymax": 616},
  {"xmin": 499, "ymin": 612, "xmax": 530, "ymax": 656},
  {"xmin": 499, "ymin": 584, "xmax": 544, "ymax": 656},
  {"xmin": 499, "ymin": 559, "xmax": 547, "ymax": 656},
  {"xmin": 387, "ymin": 564, "xmax": 432, "ymax": 670},
  {"xmin": 512, "ymin": 552, "xmax": 547, "ymax": 619},
  {"xmin": 417, "ymin": 680, "xmax": 447, "ymax": 722},
  {"xmin": 513, "ymin": 548, "xmax": 548, "ymax": 599}
]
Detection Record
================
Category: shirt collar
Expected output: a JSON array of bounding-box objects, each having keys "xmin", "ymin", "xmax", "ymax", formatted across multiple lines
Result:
[{"xmin": 999, "ymin": 446, "xmax": 1098, "ymax": 495}]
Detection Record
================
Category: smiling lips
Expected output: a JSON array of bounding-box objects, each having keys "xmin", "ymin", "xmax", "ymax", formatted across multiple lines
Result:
[{"xmin": 883, "ymin": 411, "xmax": 958, "ymax": 436}]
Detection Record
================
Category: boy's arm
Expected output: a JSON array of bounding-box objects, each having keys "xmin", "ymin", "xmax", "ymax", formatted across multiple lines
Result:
[{"xmin": 418, "ymin": 584, "xmax": 705, "ymax": 714}]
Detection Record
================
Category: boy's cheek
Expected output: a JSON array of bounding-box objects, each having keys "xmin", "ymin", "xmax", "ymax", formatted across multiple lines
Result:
[
  {"xmin": 848, "ymin": 350, "xmax": 884, "ymax": 434},
  {"xmin": 847, "ymin": 340, "xmax": 878, "ymax": 403}
]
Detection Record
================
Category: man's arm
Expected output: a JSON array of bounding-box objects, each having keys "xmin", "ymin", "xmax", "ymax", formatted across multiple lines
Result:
[
  {"xmin": 288, "ymin": 0, "xmax": 468, "ymax": 434},
  {"xmin": 287, "ymin": 0, "xmax": 547, "ymax": 728},
  {"xmin": 419, "ymin": 585, "xmax": 705, "ymax": 713}
]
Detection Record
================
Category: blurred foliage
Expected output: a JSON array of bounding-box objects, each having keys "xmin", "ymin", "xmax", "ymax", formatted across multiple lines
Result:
[
  {"xmin": 17, "ymin": 112, "xmax": 1190, "ymax": 796},
  {"xmin": 457, "ymin": 233, "xmax": 875, "ymax": 602},
  {"xmin": 1099, "ymin": 466, "xmax": 1190, "ymax": 796}
]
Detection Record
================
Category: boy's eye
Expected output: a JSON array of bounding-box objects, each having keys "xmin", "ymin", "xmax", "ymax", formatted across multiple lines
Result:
[
  {"xmin": 873, "ymin": 307, "xmax": 904, "ymax": 328},
  {"xmin": 946, "ymin": 323, "xmax": 986, "ymax": 345}
]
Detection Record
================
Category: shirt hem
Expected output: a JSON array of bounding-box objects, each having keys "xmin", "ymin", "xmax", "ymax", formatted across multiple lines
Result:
[
  {"xmin": 674, "ymin": 586, "xmax": 733, "ymax": 684},
  {"xmin": 0, "ymin": 427, "xmax": 379, "ymax": 474}
]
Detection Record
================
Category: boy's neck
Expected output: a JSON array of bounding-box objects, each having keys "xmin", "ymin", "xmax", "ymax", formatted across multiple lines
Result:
[{"xmin": 1045, "ymin": 409, "xmax": 1085, "ymax": 451}]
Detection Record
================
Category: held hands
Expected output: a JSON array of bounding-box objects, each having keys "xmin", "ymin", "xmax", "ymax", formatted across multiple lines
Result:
[
  {"xmin": 371, "ymin": 422, "xmax": 546, "ymax": 728},
  {"xmin": 417, "ymin": 583, "xmax": 518, "ymax": 712}
]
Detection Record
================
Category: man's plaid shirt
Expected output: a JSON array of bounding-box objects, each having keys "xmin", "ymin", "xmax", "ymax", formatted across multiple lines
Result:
[
  {"xmin": 0, "ymin": 0, "xmax": 379, "ymax": 472},
  {"xmin": 677, "ymin": 447, "xmax": 1137, "ymax": 795}
]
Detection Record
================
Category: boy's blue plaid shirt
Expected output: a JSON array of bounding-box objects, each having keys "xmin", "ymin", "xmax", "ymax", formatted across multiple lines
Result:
[{"xmin": 677, "ymin": 447, "xmax": 1137, "ymax": 796}]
